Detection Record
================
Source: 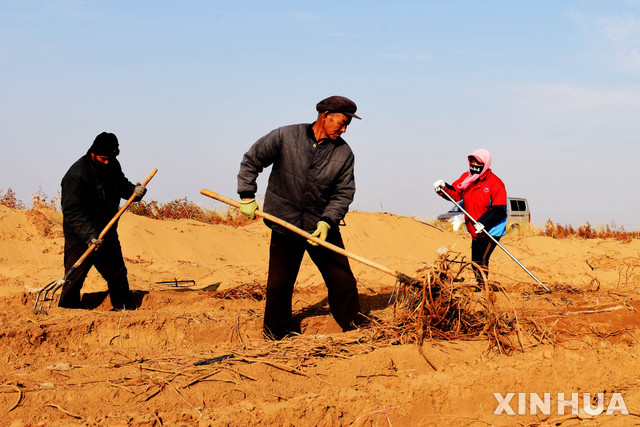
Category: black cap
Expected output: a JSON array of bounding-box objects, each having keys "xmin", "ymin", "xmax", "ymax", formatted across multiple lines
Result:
[
  {"xmin": 316, "ymin": 95, "xmax": 361, "ymax": 119},
  {"xmin": 88, "ymin": 132, "xmax": 120, "ymax": 157}
]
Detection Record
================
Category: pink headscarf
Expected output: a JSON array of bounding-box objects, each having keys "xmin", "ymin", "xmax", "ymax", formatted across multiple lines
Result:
[{"xmin": 456, "ymin": 148, "xmax": 492, "ymax": 190}]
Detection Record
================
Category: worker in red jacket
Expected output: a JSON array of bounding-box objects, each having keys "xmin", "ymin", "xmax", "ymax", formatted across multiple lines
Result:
[{"xmin": 434, "ymin": 148, "xmax": 507, "ymax": 288}]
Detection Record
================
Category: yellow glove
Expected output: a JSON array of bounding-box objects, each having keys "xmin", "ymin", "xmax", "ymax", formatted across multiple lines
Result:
[
  {"xmin": 308, "ymin": 221, "xmax": 330, "ymax": 246},
  {"xmin": 239, "ymin": 198, "xmax": 258, "ymax": 219}
]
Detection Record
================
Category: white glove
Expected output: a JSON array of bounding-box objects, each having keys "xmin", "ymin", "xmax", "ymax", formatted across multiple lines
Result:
[
  {"xmin": 474, "ymin": 222, "xmax": 485, "ymax": 234},
  {"xmin": 433, "ymin": 179, "xmax": 445, "ymax": 192},
  {"xmin": 134, "ymin": 184, "xmax": 147, "ymax": 199},
  {"xmin": 89, "ymin": 237, "xmax": 103, "ymax": 249}
]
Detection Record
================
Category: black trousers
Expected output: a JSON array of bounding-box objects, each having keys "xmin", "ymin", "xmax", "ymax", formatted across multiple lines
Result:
[
  {"xmin": 58, "ymin": 236, "xmax": 132, "ymax": 310},
  {"xmin": 264, "ymin": 228, "xmax": 360, "ymax": 340},
  {"xmin": 471, "ymin": 235, "xmax": 501, "ymax": 285}
]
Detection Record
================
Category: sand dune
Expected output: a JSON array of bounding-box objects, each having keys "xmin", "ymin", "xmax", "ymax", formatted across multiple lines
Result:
[{"xmin": 1, "ymin": 204, "xmax": 639, "ymax": 425}]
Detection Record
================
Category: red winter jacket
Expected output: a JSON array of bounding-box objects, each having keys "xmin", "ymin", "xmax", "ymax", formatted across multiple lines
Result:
[{"xmin": 442, "ymin": 169, "xmax": 507, "ymax": 239}]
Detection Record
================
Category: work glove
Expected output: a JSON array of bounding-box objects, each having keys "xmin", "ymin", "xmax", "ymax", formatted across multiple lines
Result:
[
  {"xmin": 134, "ymin": 184, "xmax": 147, "ymax": 199},
  {"xmin": 474, "ymin": 222, "xmax": 485, "ymax": 234},
  {"xmin": 433, "ymin": 179, "xmax": 445, "ymax": 192},
  {"xmin": 308, "ymin": 221, "xmax": 330, "ymax": 246},
  {"xmin": 239, "ymin": 198, "xmax": 258, "ymax": 220},
  {"xmin": 88, "ymin": 237, "xmax": 103, "ymax": 249}
]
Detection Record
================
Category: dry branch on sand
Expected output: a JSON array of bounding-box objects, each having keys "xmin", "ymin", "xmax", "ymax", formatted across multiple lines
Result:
[
  {"xmin": 202, "ymin": 252, "xmax": 555, "ymax": 363},
  {"xmin": 353, "ymin": 251, "xmax": 553, "ymax": 355},
  {"xmin": 199, "ymin": 252, "xmax": 631, "ymax": 369},
  {"xmin": 211, "ymin": 282, "xmax": 266, "ymax": 301},
  {"xmin": 1, "ymin": 383, "xmax": 23, "ymax": 412}
]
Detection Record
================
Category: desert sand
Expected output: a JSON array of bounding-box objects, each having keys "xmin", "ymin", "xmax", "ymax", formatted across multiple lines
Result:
[{"xmin": 1, "ymin": 204, "xmax": 640, "ymax": 426}]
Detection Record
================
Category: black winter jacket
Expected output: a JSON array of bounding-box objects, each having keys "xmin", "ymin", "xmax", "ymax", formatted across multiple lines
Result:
[
  {"xmin": 61, "ymin": 154, "xmax": 136, "ymax": 245},
  {"xmin": 237, "ymin": 123, "xmax": 356, "ymax": 233}
]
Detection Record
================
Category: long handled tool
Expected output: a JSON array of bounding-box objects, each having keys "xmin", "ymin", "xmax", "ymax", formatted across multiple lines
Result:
[
  {"xmin": 33, "ymin": 168, "xmax": 158, "ymax": 313},
  {"xmin": 200, "ymin": 189, "xmax": 418, "ymax": 286},
  {"xmin": 438, "ymin": 190, "xmax": 551, "ymax": 292}
]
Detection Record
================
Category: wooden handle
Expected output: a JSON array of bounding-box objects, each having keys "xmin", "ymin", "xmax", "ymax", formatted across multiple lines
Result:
[
  {"xmin": 200, "ymin": 188, "xmax": 406, "ymax": 281},
  {"xmin": 71, "ymin": 168, "xmax": 158, "ymax": 269},
  {"xmin": 97, "ymin": 168, "xmax": 157, "ymax": 240}
]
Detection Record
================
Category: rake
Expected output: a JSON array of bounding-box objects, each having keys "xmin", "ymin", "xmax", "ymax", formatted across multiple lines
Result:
[
  {"xmin": 438, "ymin": 189, "xmax": 551, "ymax": 293},
  {"xmin": 33, "ymin": 168, "xmax": 158, "ymax": 313}
]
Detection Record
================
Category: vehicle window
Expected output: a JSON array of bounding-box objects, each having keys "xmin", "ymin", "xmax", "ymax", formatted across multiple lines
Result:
[{"xmin": 509, "ymin": 199, "xmax": 527, "ymax": 212}]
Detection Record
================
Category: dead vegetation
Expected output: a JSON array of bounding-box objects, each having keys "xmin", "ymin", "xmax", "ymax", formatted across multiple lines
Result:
[
  {"xmin": 543, "ymin": 219, "xmax": 640, "ymax": 241},
  {"xmin": 199, "ymin": 251, "xmax": 639, "ymax": 367},
  {"xmin": 0, "ymin": 188, "xmax": 253, "ymax": 227},
  {"xmin": 364, "ymin": 251, "xmax": 555, "ymax": 356},
  {"xmin": 203, "ymin": 251, "xmax": 557, "ymax": 361},
  {"xmin": 211, "ymin": 282, "xmax": 266, "ymax": 301},
  {"xmin": 4, "ymin": 187, "xmax": 640, "ymax": 239},
  {"xmin": 3, "ymin": 252, "xmax": 639, "ymax": 424},
  {"xmin": 128, "ymin": 197, "xmax": 253, "ymax": 227}
]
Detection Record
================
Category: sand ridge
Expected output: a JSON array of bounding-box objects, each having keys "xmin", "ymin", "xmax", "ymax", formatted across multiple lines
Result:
[{"xmin": 1, "ymin": 204, "xmax": 640, "ymax": 426}]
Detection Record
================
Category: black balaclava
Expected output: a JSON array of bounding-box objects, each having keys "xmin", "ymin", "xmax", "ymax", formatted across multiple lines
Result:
[{"xmin": 88, "ymin": 132, "xmax": 120, "ymax": 157}]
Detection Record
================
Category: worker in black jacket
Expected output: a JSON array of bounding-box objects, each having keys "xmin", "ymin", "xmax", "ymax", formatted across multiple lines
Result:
[
  {"xmin": 237, "ymin": 96, "xmax": 362, "ymax": 340},
  {"xmin": 58, "ymin": 132, "xmax": 146, "ymax": 310}
]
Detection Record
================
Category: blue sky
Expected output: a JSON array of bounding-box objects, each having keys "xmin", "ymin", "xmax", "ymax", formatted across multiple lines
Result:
[{"xmin": 2, "ymin": 1, "xmax": 640, "ymax": 229}]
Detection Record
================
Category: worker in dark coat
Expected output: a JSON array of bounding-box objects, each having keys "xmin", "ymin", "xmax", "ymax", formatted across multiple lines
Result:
[
  {"xmin": 58, "ymin": 132, "xmax": 146, "ymax": 310},
  {"xmin": 237, "ymin": 96, "xmax": 362, "ymax": 340}
]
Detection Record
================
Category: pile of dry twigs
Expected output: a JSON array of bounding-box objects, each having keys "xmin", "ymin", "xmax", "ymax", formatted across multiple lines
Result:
[
  {"xmin": 211, "ymin": 282, "xmax": 266, "ymax": 301},
  {"xmin": 367, "ymin": 251, "xmax": 550, "ymax": 355},
  {"xmin": 208, "ymin": 252, "xmax": 553, "ymax": 357}
]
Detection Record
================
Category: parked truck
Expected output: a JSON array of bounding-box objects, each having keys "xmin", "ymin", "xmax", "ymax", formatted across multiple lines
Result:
[{"xmin": 437, "ymin": 197, "xmax": 531, "ymax": 231}]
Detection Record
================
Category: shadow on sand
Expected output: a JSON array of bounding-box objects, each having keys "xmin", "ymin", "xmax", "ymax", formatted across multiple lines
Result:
[{"xmin": 80, "ymin": 290, "xmax": 148, "ymax": 310}]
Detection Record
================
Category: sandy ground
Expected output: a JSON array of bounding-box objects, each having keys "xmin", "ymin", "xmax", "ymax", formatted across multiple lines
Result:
[{"xmin": 1, "ymin": 204, "xmax": 640, "ymax": 426}]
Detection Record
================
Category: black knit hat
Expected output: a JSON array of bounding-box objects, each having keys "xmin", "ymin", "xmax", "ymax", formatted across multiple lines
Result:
[
  {"xmin": 316, "ymin": 96, "xmax": 361, "ymax": 119},
  {"xmin": 88, "ymin": 132, "xmax": 120, "ymax": 157}
]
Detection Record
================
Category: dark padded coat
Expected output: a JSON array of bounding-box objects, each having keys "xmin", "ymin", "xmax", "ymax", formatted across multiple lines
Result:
[
  {"xmin": 237, "ymin": 123, "xmax": 356, "ymax": 233},
  {"xmin": 61, "ymin": 153, "xmax": 136, "ymax": 246}
]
